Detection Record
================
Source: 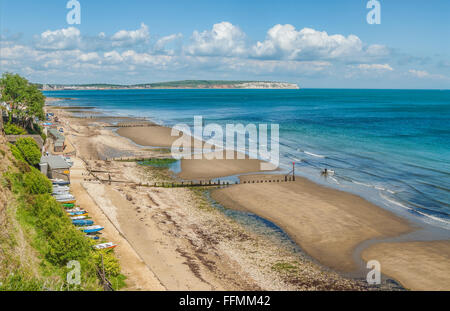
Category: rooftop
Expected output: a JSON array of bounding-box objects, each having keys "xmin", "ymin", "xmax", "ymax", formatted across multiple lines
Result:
[{"xmin": 40, "ymin": 155, "xmax": 70, "ymax": 169}]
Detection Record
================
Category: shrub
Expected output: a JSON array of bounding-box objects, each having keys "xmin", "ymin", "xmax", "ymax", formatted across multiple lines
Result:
[
  {"xmin": 23, "ymin": 168, "xmax": 52, "ymax": 195},
  {"xmin": 4, "ymin": 123, "xmax": 27, "ymax": 135},
  {"xmin": 93, "ymin": 251, "xmax": 121, "ymax": 277},
  {"xmin": 15, "ymin": 137, "xmax": 41, "ymax": 166},
  {"xmin": 8, "ymin": 143, "xmax": 25, "ymax": 162},
  {"xmin": 46, "ymin": 229, "xmax": 92, "ymax": 266}
]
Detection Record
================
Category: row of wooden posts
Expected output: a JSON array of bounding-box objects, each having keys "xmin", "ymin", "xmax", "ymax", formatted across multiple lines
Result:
[{"xmin": 84, "ymin": 175, "xmax": 296, "ymax": 188}]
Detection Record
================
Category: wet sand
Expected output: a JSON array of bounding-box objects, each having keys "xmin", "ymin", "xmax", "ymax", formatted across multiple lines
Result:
[
  {"xmin": 362, "ymin": 241, "xmax": 450, "ymax": 290},
  {"xmin": 211, "ymin": 175, "xmax": 413, "ymax": 272}
]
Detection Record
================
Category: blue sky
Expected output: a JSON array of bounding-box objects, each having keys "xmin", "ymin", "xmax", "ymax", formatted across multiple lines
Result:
[{"xmin": 1, "ymin": 0, "xmax": 449, "ymax": 88}]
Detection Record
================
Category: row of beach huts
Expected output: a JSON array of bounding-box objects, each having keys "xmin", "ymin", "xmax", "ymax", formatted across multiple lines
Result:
[{"xmin": 52, "ymin": 175, "xmax": 117, "ymax": 251}]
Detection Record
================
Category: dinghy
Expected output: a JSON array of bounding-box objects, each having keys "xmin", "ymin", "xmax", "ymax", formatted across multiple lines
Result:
[
  {"xmin": 57, "ymin": 199, "xmax": 76, "ymax": 204},
  {"xmin": 51, "ymin": 179, "xmax": 70, "ymax": 186},
  {"xmin": 70, "ymin": 215, "xmax": 87, "ymax": 220},
  {"xmin": 53, "ymin": 194, "xmax": 75, "ymax": 200},
  {"xmin": 79, "ymin": 225, "xmax": 104, "ymax": 233},
  {"xmin": 62, "ymin": 203, "xmax": 75, "ymax": 208},
  {"xmin": 67, "ymin": 210, "xmax": 87, "ymax": 216},
  {"xmin": 93, "ymin": 242, "xmax": 117, "ymax": 250},
  {"xmin": 72, "ymin": 219, "xmax": 94, "ymax": 226}
]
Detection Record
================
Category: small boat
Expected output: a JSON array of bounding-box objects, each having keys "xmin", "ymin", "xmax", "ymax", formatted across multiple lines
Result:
[
  {"xmin": 53, "ymin": 186, "xmax": 70, "ymax": 192},
  {"xmin": 51, "ymin": 179, "xmax": 70, "ymax": 186},
  {"xmin": 86, "ymin": 235, "xmax": 100, "ymax": 240},
  {"xmin": 79, "ymin": 225, "xmax": 104, "ymax": 233},
  {"xmin": 65, "ymin": 208, "xmax": 84, "ymax": 213},
  {"xmin": 62, "ymin": 203, "xmax": 75, "ymax": 208},
  {"xmin": 72, "ymin": 219, "xmax": 94, "ymax": 226},
  {"xmin": 67, "ymin": 210, "xmax": 87, "ymax": 216},
  {"xmin": 56, "ymin": 200, "xmax": 76, "ymax": 204},
  {"xmin": 53, "ymin": 194, "xmax": 75, "ymax": 200},
  {"xmin": 93, "ymin": 242, "xmax": 117, "ymax": 250},
  {"xmin": 53, "ymin": 191, "xmax": 70, "ymax": 196},
  {"xmin": 70, "ymin": 215, "xmax": 87, "ymax": 220}
]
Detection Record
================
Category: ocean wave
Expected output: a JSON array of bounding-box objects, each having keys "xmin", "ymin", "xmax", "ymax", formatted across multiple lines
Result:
[{"xmin": 303, "ymin": 151, "xmax": 326, "ymax": 158}]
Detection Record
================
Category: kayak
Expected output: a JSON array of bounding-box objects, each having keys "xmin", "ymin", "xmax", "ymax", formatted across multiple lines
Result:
[
  {"xmin": 72, "ymin": 219, "xmax": 94, "ymax": 226},
  {"xmin": 51, "ymin": 179, "xmax": 70, "ymax": 186},
  {"xmin": 70, "ymin": 215, "xmax": 87, "ymax": 220},
  {"xmin": 79, "ymin": 225, "xmax": 104, "ymax": 233},
  {"xmin": 93, "ymin": 242, "xmax": 117, "ymax": 250},
  {"xmin": 53, "ymin": 194, "xmax": 75, "ymax": 200},
  {"xmin": 67, "ymin": 211, "xmax": 88, "ymax": 216},
  {"xmin": 57, "ymin": 199, "xmax": 76, "ymax": 204},
  {"xmin": 53, "ymin": 186, "xmax": 70, "ymax": 191}
]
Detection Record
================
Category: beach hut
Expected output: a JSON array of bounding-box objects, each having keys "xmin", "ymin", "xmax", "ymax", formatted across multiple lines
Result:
[{"xmin": 40, "ymin": 155, "xmax": 71, "ymax": 182}]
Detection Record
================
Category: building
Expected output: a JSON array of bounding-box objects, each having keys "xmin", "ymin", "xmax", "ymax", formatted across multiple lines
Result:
[
  {"xmin": 48, "ymin": 128, "xmax": 66, "ymax": 152},
  {"xmin": 40, "ymin": 155, "xmax": 71, "ymax": 181}
]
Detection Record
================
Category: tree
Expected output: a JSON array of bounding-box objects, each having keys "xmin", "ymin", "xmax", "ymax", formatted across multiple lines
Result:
[{"xmin": 0, "ymin": 73, "xmax": 45, "ymax": 131}]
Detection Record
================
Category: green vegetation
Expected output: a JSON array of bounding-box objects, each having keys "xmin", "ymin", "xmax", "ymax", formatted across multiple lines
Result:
[
  {"xmin": 0, "ymin": 73, "xmax": 45, "ymax": 132},
  {"xmin": 14, "ymin": 137, "xmax": 41, "ymax": 167},
  {"xmin": 1, "ymin": 147, "xmax": 126, "ymax": 290},
  {"xmin": 271, "ymin": 262, "xmax": 299, "ymax": 273},
  {"xmin": 138, "ymin": 158, "xmax": 177, "ymax": 168},
  {"xmin": 4, "ymin": 123, "xmax": 27, "ymax": 135},
  {"xmin": 39, "ymin": 80, "xmax": 274, "ymax": 90}
]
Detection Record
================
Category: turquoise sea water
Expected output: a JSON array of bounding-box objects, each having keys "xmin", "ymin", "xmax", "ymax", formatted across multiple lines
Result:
[{"xmin": 44, "ymin": 89, "xmax": 450, "ymax": 230}]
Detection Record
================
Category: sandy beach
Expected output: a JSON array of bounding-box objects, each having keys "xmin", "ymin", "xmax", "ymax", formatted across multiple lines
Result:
[
  {"xmin": 44, "ymin": 103, "xmax": 450, "ymax": 291},
  {"xmin": 211, "ymin": 175, "xmax": 413, "ymax": 272}
]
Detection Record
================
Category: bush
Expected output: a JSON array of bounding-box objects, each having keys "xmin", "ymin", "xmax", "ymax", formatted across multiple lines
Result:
[
  {"xmin": 15, "ymin": 137, "xmax": 41, "ymax": 166},
  {"xmin": 4, "ymin": 123, "xmax": 27, "ymax": 135},
  {"xmin": 46, "ymin": 228, "xmax": 92, "ymax": 266},
  {"xmin": 8, "ymin": 143, "xmax": 25, "ymax": 162},
  {"xmin": 93, "ymin": 251, "xmax": 121, "ymax": 277},
  {"xmin": 23, "ymin": 168, "xmax": 52, "ymax": 195}
]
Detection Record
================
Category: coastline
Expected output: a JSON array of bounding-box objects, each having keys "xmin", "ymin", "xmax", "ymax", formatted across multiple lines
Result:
[{"xmin": 45, "ymin": 100, "xmax": 450, "ymax": 290}]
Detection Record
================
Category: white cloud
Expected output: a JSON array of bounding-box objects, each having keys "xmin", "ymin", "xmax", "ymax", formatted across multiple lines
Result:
[
  {"xmin": 409, "ymin": 69, "xmax": 430, "ymax": 78},
  {"xmin": 187, "ymin": 22, "xmax": 247, "ymax": 56},
  {"xmin": 78, "ymin": 52, "xmax": 100, "ymax": 62},
  {"xmin": 111, "ymin": 23, "xmax": 150, "ymax": 47},
  {"xmin": 104, "ymin": 51, "xmax": 123, "ymax": 63},
  {"xmin": 252, "ymin": 24, "xmax": 386, "ymax": 62},
  {"xmin": 154, "ymin": 33, "xmax": 182, "ymax": 54},
  {"xmin": 357, "ymin": 63, "xmax": 393, "ymax": 71},
  {"xmin": 408, "ymin": 69, "xmax": 447, "ymax": 80},
  {"xmin": 35, "ymin": 27, "xmax": 81, "ymax": 50}
]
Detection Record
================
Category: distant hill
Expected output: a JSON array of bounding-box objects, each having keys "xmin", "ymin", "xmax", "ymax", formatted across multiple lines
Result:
[{"xmin": 38, "ymin": 80, "xmax": 300, "ymax": 90}]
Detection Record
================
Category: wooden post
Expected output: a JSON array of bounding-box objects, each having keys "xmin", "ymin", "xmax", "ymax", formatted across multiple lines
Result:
[{"xmin": 292, "ymin": 162, "xmax": 296, "ymax": 181}]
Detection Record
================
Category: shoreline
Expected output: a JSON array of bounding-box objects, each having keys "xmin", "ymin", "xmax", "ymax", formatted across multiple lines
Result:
[{"xmin": 45, "ymin": 100, "xmax": 450, "ymax": 290}]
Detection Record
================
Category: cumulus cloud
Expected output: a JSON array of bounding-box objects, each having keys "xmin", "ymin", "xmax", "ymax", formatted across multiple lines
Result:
[
  {"xmin": 111, "ymin": 23, "xmax": 150, "ymax": 47},
  {"xmin": 186, "ymin": 22, "xmax": 247, "ymax": 56},
  {"xmin": 35, "ymin": 27, "xmax": 82, "ymax": 50},
  {"xmin": 251, "ymin": 24, "xmax": 387, "ymax": 62},
  {"xmin": 154, "ymin": 33, "xmax": 183, "ymax": 54}
]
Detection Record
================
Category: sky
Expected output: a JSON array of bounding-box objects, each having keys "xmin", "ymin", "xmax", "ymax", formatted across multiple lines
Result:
[{"xmin": 0, "ymin": 0, "xmax": 449, "ymax": 88}]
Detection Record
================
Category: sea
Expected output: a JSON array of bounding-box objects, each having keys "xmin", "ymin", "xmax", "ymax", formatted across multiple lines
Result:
[{"xmin": 44, "ymin": 89, "xmax": 450, "ymax": 232}]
